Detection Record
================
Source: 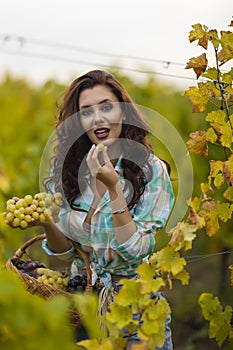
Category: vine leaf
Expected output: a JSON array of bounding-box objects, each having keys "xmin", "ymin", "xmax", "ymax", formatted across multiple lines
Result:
[
  {"xmin": 187, "ymin": 130, "xmax": 208, "ymax": 156},
  {"xmin": 107, "ymin": 304, "xmax": 133, "ymax": 329},
  {"xmin": 198, "ymin": 293, "xmax": 233, "ymax": 347},
  {"xmin": 199, "ymin": 199, "xmax": 219, "ymax": 236},
  {"xmin": 217, "ymin": 31, "xmax": 233, "ymax": 64},
  {"xmin": 217, "ymin": 202, "xmax": 233, "ymax": 223},
  {"xmin": 137, "ymin": 263, "xmax": 165, "ymax": 294},
  {"xmin": 168, "ymin": 221, "xmax": 197, "ymax": 251},
  {"xmin": 188, "ymin": 197, "xmax": 206, "ymax": 227},
  {"xmin": 188, "ymin": 23, "xmax": 209, "ymax": 49},
  {"xmin": 184, "ymin": 83, "xmax": 210, "ymax": 112},
  {"xmin": 185, "ymin": 53, "xmax": 208, "ymax": 78},
  {"xmin": 223, "ymin": 186, "xmax": 233, "ymax": 202}
]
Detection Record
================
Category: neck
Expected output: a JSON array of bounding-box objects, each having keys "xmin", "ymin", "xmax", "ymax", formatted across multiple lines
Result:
[{"xmin": 107, "ymin": 139, "xmax": 122, "ymax": 162}]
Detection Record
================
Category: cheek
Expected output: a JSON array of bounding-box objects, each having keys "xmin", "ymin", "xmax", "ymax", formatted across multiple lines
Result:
[{"xmin": 80, "ymin": 118, "xmax": 91, "ymax": 132}]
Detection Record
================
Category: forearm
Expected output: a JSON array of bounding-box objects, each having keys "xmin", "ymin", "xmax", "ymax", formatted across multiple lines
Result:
[
  {"xmin": 41, "ymin": 222, "xmax": 72, "ymax": 253},
  {"xmin": 109, "ymin": 181, "xmax": 137, "ymax": 244}
]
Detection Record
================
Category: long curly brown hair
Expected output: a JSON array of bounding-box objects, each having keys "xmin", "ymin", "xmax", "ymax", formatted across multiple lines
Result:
[{"xmin": 44, "ymin": 70, "xmax": 154, "ymax": 210}]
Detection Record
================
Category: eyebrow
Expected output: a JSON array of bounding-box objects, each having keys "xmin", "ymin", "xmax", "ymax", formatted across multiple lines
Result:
[{"xmin": 80, "ymin": 98, "xmax": 113, "ymax": 110}]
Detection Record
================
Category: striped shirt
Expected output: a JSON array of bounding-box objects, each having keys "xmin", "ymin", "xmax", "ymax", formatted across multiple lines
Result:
[{"xmin": 42, "ymin": 153, "xmax": 174, "ymax": 289}]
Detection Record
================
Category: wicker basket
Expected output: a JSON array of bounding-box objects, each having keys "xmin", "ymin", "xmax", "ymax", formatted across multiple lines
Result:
[{"xmin": 5, "ymin": 233, "xmax": 93, "ymax": 327}]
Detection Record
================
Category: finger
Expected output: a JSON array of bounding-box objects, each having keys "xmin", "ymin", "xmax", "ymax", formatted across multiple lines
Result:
[
  {"xmin": 102, "ymin": 146, "xmax": 111, "ymax": 164},
  {"xmin": 86, "ymin": 144, "xmax": 95, "ymax": 162}
]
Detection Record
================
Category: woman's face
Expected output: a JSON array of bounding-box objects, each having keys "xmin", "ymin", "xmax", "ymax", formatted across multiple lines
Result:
[{"xmin": 79, "ymin": 85, "xmax": 124, "ymax": 147}]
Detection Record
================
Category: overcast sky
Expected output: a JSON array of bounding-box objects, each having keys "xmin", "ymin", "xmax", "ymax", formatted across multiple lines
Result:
[{"xmin": 0, "ymin": 0, "xmax": 232, "ymax": 89}]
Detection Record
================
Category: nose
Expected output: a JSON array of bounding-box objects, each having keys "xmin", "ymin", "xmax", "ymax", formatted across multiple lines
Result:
[{"xmin": 93, "ymin": 107, "xmax": 105, "ymax": 125}]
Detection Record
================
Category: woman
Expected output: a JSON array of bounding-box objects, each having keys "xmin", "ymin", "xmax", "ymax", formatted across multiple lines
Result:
[{"xmin": 23, "ymin": 70, "xmax": 175, "ymax": 348}]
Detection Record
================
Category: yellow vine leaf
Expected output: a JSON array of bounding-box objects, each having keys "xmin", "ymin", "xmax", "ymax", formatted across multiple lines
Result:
[
  {"xmin": 107, "ymin": 304, "xmax": 133, "ymax": 329},
  {"xmin": 223, "ymin": 186, "xmax": 233, "ymax": 202},
  {"xmin": 206, "ymin": 110, "xmax": 226, "ymax": 128},
  {"xmin": 188, "ymin": 197, "xmax": 206, "ymax": 227},
  {"xmin": 137, "ymin": 263, "xmax": 165, "ymax": 294},
  {"xmin": 184, "ymin": 82, "xmax": 210, "ymax": 112},
  {"xmin": 209, "ymin": 160, "xmax": 223, "ymax": 177},
  {"xmin": 151, "ymin": 246, "xmax": 187, "ymax": 277},
  {"xmin": 173, "ymin": 269, "xmax": 190, "ymax": 285},
  {"xmin": 168, "ymin": 221, "xmax": 197, "ymax": 251},
  {"xmin": 200, "ymin": 182, "xmax": 210, "ymax": 195},
  {"xmin": 218, "ymin": 31, "xmax": 233, "ymax": 64},
  {"xmin": 217, "ymin": 202, "xmax": 233, "ymax": 223},
  {"xmin": 188, "ymin": 23, "xmax": 209, "ymax": 49},
  {"xmin": 78, "ymin": 338, "xmax": 114, "ymax": 350},
  {"xmin": 199, "ymin": 200, "xmax": 219, "ymax": 236},
  {"xmin": 219, "ymin": 121, "xmax": 233, "ymax": 149},
  {"xmin": 138, "ymin": 300, "xmax": 171, "ymax": 346},
  {"xmin": 187, "ymin": 130, "xmax": 208, "ymax": 156},
  {"xmin": 185, "ymin": 53, "xmax": 208, "ymax": 78},
  {"xmin": 206, "ymin": 127, "xmax": 217, "ymax": 143},
  {"xmin": 213, "ymin": 173, "xmax": 224, "ymax": 188},
  {"xmin": 114, "ymin": 279, "xmax": 141, "ymax": 307}
]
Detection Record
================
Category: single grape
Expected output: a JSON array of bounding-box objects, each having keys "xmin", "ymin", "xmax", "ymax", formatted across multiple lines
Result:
[
  {"xmin": 25, "ymin": 206, "xmax": 33, "ymax": 215},
  {"xmin": 24, "ymin": 215, "xmax": 32, "ymax": 223},
  {"xmin": 24, "ymin": 194, "xmax": 33, "ymax": 205},
  {"xmin": 98, "ymin": 143, "xmax": 105, "ymax": 152},
  {"xmin": 15, "ymin": 199, "xmax": 26, "ymax": 209},
  {"xmin": 6, "ymin": 199, "xmax": 15, "ymax": 206},
  {"xmin": 20, "ymin": 220, "xmax": 28, "ymax": 229},
  {"xmin": 32, "ymin": 212, "xmax": 39, "ymax": 220},
  {"xmin": 5, "ymin": 212, "xmax": 14, "ymax": 222},
  {"xmin": 12, "ymin": 217, "xmax": 20, "ymax": 227}
]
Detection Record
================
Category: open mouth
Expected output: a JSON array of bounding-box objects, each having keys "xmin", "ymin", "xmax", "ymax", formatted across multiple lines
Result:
[{"xmin": 94, "ymin": 127, "xmax": 110, "ymax": 139}]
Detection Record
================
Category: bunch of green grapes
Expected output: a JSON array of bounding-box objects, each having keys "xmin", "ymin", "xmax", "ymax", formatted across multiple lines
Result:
[
  {"xmin": 37, "ymin": 267, "xmax": 69, "ymax": 290},
  {"xmin": 4, "ymin": 192, "xmax": 63, "ymax": 229}
]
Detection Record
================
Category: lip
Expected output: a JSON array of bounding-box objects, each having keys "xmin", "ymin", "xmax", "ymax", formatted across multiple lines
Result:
[
  {"xmin": 94, "ymin": 127, "xmax": 110, "ymax": 139},
  {"xmin": 94, "ymin": 127, "xmax": 110, "ymax": 133}
]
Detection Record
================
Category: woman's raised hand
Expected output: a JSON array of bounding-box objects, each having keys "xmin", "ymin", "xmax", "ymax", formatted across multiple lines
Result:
[{"xmin": 86, "ymin": 144, "xmax": 119, "ymax": 190}]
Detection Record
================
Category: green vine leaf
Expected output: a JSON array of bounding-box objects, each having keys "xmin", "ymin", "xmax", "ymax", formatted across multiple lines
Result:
[
  {"xmin": 208, "ymin": 29, "xmax": 220, "ymax": 49},
  {"xmin": 198, "ymin": 293, "xmax": 233, "ymax": 347}
]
